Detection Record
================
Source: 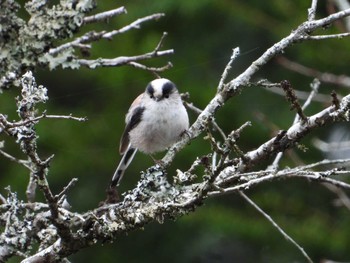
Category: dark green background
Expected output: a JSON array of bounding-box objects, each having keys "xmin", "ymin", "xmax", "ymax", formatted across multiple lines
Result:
[{"xmin": 1, "ymin": 0, "xmax": 350, "ymax": 262}]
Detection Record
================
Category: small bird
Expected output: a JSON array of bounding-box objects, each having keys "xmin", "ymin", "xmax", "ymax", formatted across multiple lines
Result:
[{"xmin": 110, "ymin": 78, "xmax": 189, "ymax": 187}]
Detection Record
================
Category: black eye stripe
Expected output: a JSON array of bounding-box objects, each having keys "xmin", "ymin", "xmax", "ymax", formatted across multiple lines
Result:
[
  {"xmin": 146, "ymin": 84, "xmax": 154, "ymax": 96},
  {"xmin": 162, "ymin": 81, "xmax": 175, "ymax": 97}
]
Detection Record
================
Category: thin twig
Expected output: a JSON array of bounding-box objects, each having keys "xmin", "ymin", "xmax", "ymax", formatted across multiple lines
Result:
[
  {"xmin": 211, "ymin": 168, "xmax": 350, "ymax": 197},
  {"xmin": 324, "ymin": 183, "xmax": 350, "ymax": 211},
  {"xmin": 50, "ymin": 13, "xmax": 164, "ymax": 56},
  {"xmin": 225, "ymin": 121, "xmax": 251, "ymax": 157},
  {"xmin": 303, "ymin": 32, "xmax": 350, "ymax": 40},
  {"xmin": 302, "ymin": 79, "xmax": 320, "ymax": 110},
  {"xmin": 102, "ymin": 13, "xmax": 165, "ymax": 39},
  {"xmin": 218, "ymin": 47, "xmax": 240, "ymax": 92},
  {"xmin": 0, "ymin": 149, "xmax": 32, "ymax": 170},
  {"xmin": 56, "ymin": 178, "xmax": 78, "ymax": 200},
  {"xmin": 83, "ymin": 7, "xmax": 127, "ymax": 24},
  {"xmin": 333, "ymin": 0, "xmax": 350, "ymax": 31},
  {"xmin": 128, "ymin": 61, "xmax": 172, "ymax": 72},
  {"xmin": 3, "ymin": 113, "xmax": 87, "ymax": 129},
  {"xmin": 261, "ymin": 82, "xmax": 331, "ymax": 103},
  {"xmin": 276, "ymin": 56, "xmax": 350, "ymax": 88},
  {"xmin": 184, "ymin": 101, "xmax": 227, "ymax": 141},
  {"xmin": 308, "ymin": 0, "xmax": 318, "ymax": 21},
  {"xmin": 77, "ymin": 49, "xmax": 174, "ymax": 68},
  {"xmin": 296, "ymin": 158, "xmax": 350, "ymax": 170},
  {"xmin": 269, "ymin": 152, "xmax": 284, "ymax": 171},
  {"xmin": 44, "ymin": 114, "xmax": 87, "ymax": 121},
  {"xmin": 154, "ymin": 32, "xmax": 169, "ymax": 53},
  {"xmin": 49, "ymin": 31, "xmax": 106, "ymax": 56},
  {"xmin": 239, "ymin": 191, "xmax": 313, "ymax": 263}
]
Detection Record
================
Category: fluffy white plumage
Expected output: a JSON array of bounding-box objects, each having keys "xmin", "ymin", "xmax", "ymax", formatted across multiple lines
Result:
[{"xmin": 111, "ymin": 78, "xmax": 189, "ymax": 187}]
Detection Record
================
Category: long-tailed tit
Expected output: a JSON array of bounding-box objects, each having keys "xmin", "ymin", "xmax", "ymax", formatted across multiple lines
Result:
[{"xmin": 110, "ymin": 78, "xmax": 189, "ymax": 187}]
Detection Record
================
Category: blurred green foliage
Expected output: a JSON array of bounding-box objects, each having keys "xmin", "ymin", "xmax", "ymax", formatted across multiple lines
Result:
[{"xmin": 2, "ymin": 0, "xmax": 350, "ymax": 262}]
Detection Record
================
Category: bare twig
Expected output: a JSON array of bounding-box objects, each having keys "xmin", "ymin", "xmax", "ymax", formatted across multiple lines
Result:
[
  {"xmin": 303, "ymin": 32, "xmax": 350, "ymax": 40},
  {"xmin": 210, "ymin": 168, "xmax": 350, "ymax": 197},
  {"xmin": 324, "ymin": 183, "xmax": 350, "ymax": 211},
  {"xmin": 0, "ymin": 113, "xmax": 86, "ymax": 135},
  {"xmin": 218, "ymin": 47, "xmax": 240, "ymax": 92},
  {"xmin": 48, "ymin": 31, "xmax": 105, "ymax": 56},
  {"xmin": 308, "ymin": 0, "xmax": 319, "ymax": 21},
  {"xmin": 184, "ymin": 101, "xmax": 227, "ymax": 141},
  {"xmin": 12, "ymin": 114, "xmax": 87, "ymax": 128},
  {"xmin": 333, "ymin": 0, "xmax": 350, "ymax": 31},
  {"xmin": 77, "ymin": 49, "xmax": 174, "ymax": 68},
  {"xmin": 128, "ymin": 61, "xmax": 173, "ymax": 72},
  {"xmin": 56, "ymin": 178, "xmax": 78, "ymax": 200},
  {"xmin": 277, "ymin": 56, "xmax": 350, "ymax": 88},
  {"xmin": 102, "ymin": 13, "xmax": 165, "ymax": 39},
  {"xmin": 50, "ymin": 13, "xmax": 166, "ymax": 56},
  {"xmin": 260, "ymin": 81, "xmax": 330, "ymax": 103},
  {"xmin": 239, "ymin": 191, "xmax": 314, "ymax": 263},
  {"xmin": 0, "ymin": 148, "xmax": 31, "ymax": 170},
  {"xmin": 44, "ymin": 114, "xmax": 87, "ymax": 122},
  {"xmin": 297, "ymin": 158, "xmax": 350, "ymax": 169},
  {"xmin": 83, "ymin": 7, "xmax": 127, "ymax": 24},
  {"xmin": 224, "ymin": 121, "xmax": 251, "ymax": 158},
  {"xmin": 154, "ymin": 32, "xmax": 169, "ymax": 53},
  {"xmin": 301, "ymin": 78, "xmax": 320, "ymax": 111}
]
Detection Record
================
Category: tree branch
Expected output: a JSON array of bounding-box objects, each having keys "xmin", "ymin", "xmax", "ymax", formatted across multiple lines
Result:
[
  {"xmin": 277, "ymin": 56, "xmax": 350, "ymax": 88},
  {"xmin": 83, "ymin": 7, "xmax": 127, "ymax": 24},
  {"xmin": 2, "ymin": 2, "xmax": 350, "ymax": 262}
]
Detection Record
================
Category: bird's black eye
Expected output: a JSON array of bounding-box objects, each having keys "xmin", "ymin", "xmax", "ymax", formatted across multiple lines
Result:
[
  {"xmin": 146, "ymin": 83, "xmax": 154, "ymax": 99},
  {"xmin": 162, "ymin": 81, "xmax": 175, "ymax": 99}
]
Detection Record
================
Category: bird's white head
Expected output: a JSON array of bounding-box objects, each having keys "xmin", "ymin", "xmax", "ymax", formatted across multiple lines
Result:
[{"xmin": 145, "ymin": 78, "xmax": 178, "ymax": 102}]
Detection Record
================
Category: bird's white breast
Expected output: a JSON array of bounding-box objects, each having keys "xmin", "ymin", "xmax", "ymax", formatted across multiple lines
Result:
[{"xmin": 129, "ymin": 97, "xmax": 189, "ymax": 154}]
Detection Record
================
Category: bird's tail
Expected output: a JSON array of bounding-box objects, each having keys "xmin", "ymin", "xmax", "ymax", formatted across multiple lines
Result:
[{"xmin": 110, "ymin": 145, "xmax": 138, "ymax": 187}]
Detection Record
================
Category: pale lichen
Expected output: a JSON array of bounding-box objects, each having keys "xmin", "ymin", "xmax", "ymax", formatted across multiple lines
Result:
[{"xmin": 0, "ymin": 0, "xmax": 96, "ymax": 90}]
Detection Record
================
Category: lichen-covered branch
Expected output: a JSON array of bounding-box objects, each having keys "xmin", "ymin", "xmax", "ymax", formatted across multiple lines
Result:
[
  {"xmin": 0, "ymin": 0, "xmax": 173, "ymax": 90},
  {"xmin": 0, "ymin": 72, "xmax": 88, "ymax": 261},
  {"xmin": 2, "ymin": 1, "xmax": 350, "ymax": 263}
]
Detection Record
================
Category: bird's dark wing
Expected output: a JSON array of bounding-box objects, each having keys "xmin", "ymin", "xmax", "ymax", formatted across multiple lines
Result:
[{"xmin": 119, "ymin": 106, "xmax": 145, "ymax": 154}]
